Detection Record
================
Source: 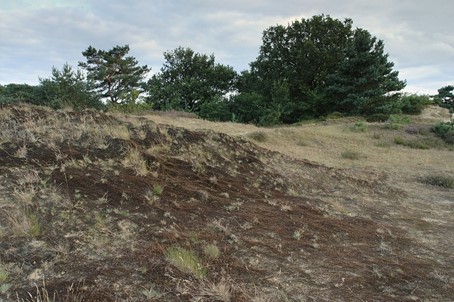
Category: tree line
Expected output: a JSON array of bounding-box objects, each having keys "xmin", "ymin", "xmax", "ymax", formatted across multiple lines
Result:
[{"xmin": 1, "ymin": 15, "xmax": 452, "ymax": 125}]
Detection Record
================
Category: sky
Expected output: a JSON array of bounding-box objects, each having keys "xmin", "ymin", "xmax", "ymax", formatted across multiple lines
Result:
[{"xmin": 1, "ymin": 0, "xmax": 453, "ymax": 95}]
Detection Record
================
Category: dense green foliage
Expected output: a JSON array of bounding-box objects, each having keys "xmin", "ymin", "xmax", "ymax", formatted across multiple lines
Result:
[
  {"xmin": 0, "ymin": 83, "xmax": 43, "ymax": 106},
  {"xmin": 0, "ymin": 16, "xmax": 444, "ymax": 125},
  {"xmin": 145, "ymin": 47, "xmax": 237, "ymax": 112},
  {"xmin": 434, "ymin": 85, "xmax": 454, "ymax": 112},
  {"xmin": 432, "ymin": 121, "xmax": 454, "ymax": 144},
  {"xmin": 324, "ymin": 28, "xmax": 406, "ymax": 115},
  {"xmin": 79, "ymin": 45, "xmax": 150, "ymax": 104},
  {"xmin": 39, "ymin": 63, "xmax": 103, "ymax": 109},
  {"xmin": 398, "ymin": 94, "xmax": 432, "ymax": 115},
  {"xmin": 0, "ymin": 64, "xmax": 103, "ymax": 109},
  {"xmin": 229, "ymin": 15, "xmax": 406, "ymax": 124}
]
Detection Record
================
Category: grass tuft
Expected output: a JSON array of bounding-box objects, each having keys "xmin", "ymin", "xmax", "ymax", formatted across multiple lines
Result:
[
  {"xmin": 165, "ymin": 246, "xmax": 207, "ymax": 279},
  {"xmin": 203, "ymin": 243, "xmax": 220, "ymax": 259},
  {"xmin": 247, "ymin": 131, "xmax": 267, "ymax": 142},
  {"xmin": 153, "ymin": 184, "xmax": 164, "ymax": 196},
  {"xmin": 341, "ymin": 150, "xmax": 361, "ymax": 160},
  {"xmin": 0, "ymin": 263, "xmax": 8, "ymax": 283},
  {"xmin": 122, "ymin": 148, "xmax": 148, "ymax": 176}
]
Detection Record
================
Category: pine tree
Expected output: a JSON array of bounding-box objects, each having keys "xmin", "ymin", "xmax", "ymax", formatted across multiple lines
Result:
[
  {"xmin": 324, "ymin": 29, "xmax": 406, "ymax": 114},
  {"xmin": 79, "ymin": 45, "xmax": 150, "ymax": 104}
]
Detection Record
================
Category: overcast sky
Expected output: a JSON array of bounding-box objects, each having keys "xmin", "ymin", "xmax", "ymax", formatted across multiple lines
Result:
[{"xmin": 1, "ymin": 0, "xmax": 453, "ymax": 94}]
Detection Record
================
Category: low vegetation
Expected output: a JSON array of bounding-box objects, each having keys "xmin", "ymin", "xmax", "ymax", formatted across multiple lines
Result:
[
  {"xmin": 341, "ymin": 150, "xmax": 362, "ymax": 160},
  {"xmin": 432, "ymin": 120, "xmax": 454, "ymax": 144},
  {"xmin": 421, "ymin": 175, "xmax": 454, "ymax": 189},
  {"xmin": 0, "ymin": 104, "xmax": 452, "ymax": 301},
  {"xmin": 165, "ymin": 246, "xmax": 207, "ymax": 279}
]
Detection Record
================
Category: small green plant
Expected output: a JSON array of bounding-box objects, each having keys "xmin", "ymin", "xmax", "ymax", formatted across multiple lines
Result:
[
  {"xmin": 247, "ymin": 131, "xmax": 267, "ymax": 142},
  {"xmin": 153, "ymin": 184, "xmax": 164, "ymax": 196},
  {"xmin": 341, "ymin": 150, "xmax": 361, "ymax": 160},
  {"xmin": 0, "ymin": 283, "xmax": 12, "ymax": 295},
  {"xmin": 165, "ymin": 246, "xmax": 207, "ymax": 278},
  {"xmin": 0, "ymin": 263, "xmax": 8, "ymax": 283},
  {"xmin": 141, "ymin": 284, "xmax": 166, "ymax": 300},
  {"xmin": 349, "ymin": 121, "xmax": 368, "ymax": 132},
  {"xmin": 292, "ymin": 229, "xmax": 303, "ymax": 240},
  {"xmin": 421, "ymin": 175, "xmax": 454, "ymax": 189},
  {"xmin": 203, "ymin": 243, "xmax": 220, "ymax": 259}
]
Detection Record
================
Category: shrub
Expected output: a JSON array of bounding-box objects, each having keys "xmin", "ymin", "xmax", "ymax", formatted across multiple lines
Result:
[
  {"xmin": 389, "ymin": 114, "xmax": 411, "ymax": 124},
  {"xmin": 349, "ymin": 121, "xmax": 368, "ymax": 132},
  {"xmin": 399, "ymin": 94, "xmax": 432, "ymax": 115},
  {"xmin": 341, "ymin": 150, "xmax": 361, "ymax": 160},
  {"xmin": 326, "ymin": 111, "xmax": 344, "ymax": 119},
  {"xmin": 432, "ymin": 121, "xmax": 454, "ymax": 144},
  {"xmin": 198, "ymin": 98, "xmax": 232, "ymax": 122},
  {"xmin": 394, "ymin": 136, "xmax": 442, "ymax": 149},
  {"xmin": 247, "ymin": 131, "xmax": 267, "ymax": 142},
  {"xmin": 421, "ymin": 175, "xmax": 454, "ymax": 189},
  {"xmin": 384, "ymin": 114, "xmax": 411, "ymax": 130},
  {"xmin": 404, "ymin": 125, "xmax": 421, "ymax": 135},
  {"xmin": 393, "ymin": 136, "xmax": 405, "ymax": 145},
  {"xmin": 366, "ymin": 113, "xmax": 389, "ymax": 123}
]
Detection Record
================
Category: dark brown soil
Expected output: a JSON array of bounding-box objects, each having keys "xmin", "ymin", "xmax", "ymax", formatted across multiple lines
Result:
[{"xmin": 0, "ymin": 105, "xmax": 452, "ymax": 301}]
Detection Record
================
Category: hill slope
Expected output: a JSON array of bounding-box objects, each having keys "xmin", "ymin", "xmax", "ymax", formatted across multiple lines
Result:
[{"xmin": 0, "ymin": 105, "xmax": 452, "ymax": 301}]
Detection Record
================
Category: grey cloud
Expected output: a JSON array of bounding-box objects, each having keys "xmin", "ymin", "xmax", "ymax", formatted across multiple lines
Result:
[{"xmin": 1, "ymin": 0, "xmax": 453, "ymax": 94}]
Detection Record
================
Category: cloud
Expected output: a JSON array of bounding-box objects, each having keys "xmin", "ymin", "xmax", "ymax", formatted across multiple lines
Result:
[{"xmin": 1, "ymin": 0, "xmax": 453, "ymax": 94}]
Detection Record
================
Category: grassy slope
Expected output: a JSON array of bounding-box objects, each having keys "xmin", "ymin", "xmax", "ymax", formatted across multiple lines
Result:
[{"xmin": 0, "ymin": 104, "xmax": 453, "ymax": 301}]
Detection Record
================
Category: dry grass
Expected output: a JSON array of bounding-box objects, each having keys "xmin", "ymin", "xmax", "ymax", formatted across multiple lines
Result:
[
  {"xmin": 1, "ymin": 104, "xmax": 453, "ymax": 301},
  {"xmin": 121, "ymin": 148, "xmax": 148, "ymax": 176},
  {"xmin": 197, "ymin": 278, "xmax": 232, "ymax": 301},
  {"xmin": 103, "ymin": 124, "xmax": 130, "ymax": 140},
  {"xmin": 141, "ymin": 111, "xmax": 453, "ymax": 179}
]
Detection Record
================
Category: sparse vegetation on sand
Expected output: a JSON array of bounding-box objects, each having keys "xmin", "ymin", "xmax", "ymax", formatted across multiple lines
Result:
[{"xmin": 0, "ymin": 104, "xmax": 453, "ymax": 301}]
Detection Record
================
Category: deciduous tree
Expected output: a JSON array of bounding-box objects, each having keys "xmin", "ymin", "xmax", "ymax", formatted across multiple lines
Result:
[{"xmin": 146, "ymin": 47, "xmax": 236, "ymax": 112}]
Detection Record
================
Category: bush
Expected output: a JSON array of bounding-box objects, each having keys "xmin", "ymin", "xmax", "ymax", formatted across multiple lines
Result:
[
  {"xmin": 394, "ymin": 136, "xmax": 443, "ymax": 149},
  {"xmin": 399, "ymin": 94, "xmax": 432, "ymax": 114},
  {"xmin": 384, "ymin": 114, "xmax": 412, "ymax": 129},
  {"xmin": 432, "ymin": 121, "xmax": 454, "ymax": 144},
  {"xmin": 247, "ymin": 131, "xmax": 267, "ymax": 142},
  {"xmin": 198, "ymin": 98, "xmax": 232, "ymax": 122},
  {"xmin": 349, "ymin": 121, "xmax": 368, "ymax": 132},
  {"xmin": 366, "ymin": 113, "xmax": 389, "ymax": 123},
  {"xmin": 341, "ymin": 150, "xmax": 361, "ymax": 160},
  {"xmin": 326, "ymin": 111, "xmax": 344, "ymax": 119},
  {"xmin": 421, "ymin": 175, "xmax": 454, "ymax": 189}
]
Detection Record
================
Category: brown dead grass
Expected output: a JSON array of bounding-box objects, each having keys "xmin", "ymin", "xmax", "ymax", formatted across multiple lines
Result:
[{"xmin": 0, "ymin": 104, "xmax": 452, "ymax": 302}]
